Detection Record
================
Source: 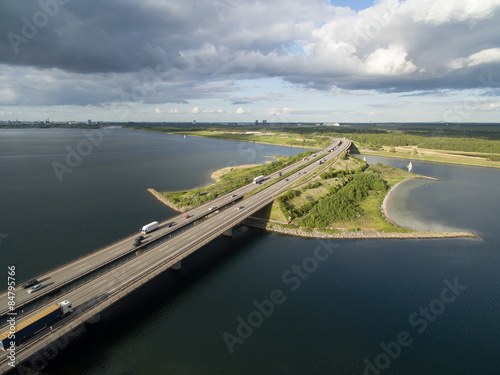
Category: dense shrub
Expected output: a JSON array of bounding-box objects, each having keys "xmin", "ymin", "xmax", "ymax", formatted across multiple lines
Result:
[
  {"xmin": 299, "ymin": 195, "xmax": 362, "ymax": 228},
  {"xmin": 297, "ymin": 171, "xmax": 388, "ymax": 227}
]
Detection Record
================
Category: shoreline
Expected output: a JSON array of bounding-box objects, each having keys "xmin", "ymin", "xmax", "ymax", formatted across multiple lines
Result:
[
  {"xmin": 360, "ymin": 150, "xmax": 500, "ymax": 169},
  {"xmin": 125, "ymin": 127, "xmax": 321, "ymax": 150},
  {"xmin": 210, "ymin": 164, "xmax": 262, "ymax": 182},
  {"xmin": 180, "ymin": 132, "xmax": 323, "ymax": 150},
  {"xmin": 147, "ymin": 180, "xmax": 477, "ymax": 240},
  {"xmin": 148, "ymin": 164, "xmax": 263, "ymax": 211},
  {"xmin": 130, "ymin": 127, "xmax": 499, "ymax": 169},
  {"xmin": 242, "ymin": 218, "xmax": 477, "ymax": 240},
  {"xmin": 147, "ymin": 188, "xmax": 186, "ymax": 212},
  {"xmin": 381, "ymin": 176, "xmax": 437, "ymax": 228}
]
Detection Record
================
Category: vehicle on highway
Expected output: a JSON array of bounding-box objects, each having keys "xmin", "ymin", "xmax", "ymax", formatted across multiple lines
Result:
[
  {"xmin": 208, "ymin": 206, "xmax": 217, "ymax": 211},
  {"xmin": 135, "ymin": 236, "xmax": 145, "ymax": 242},
  {"xmin": 184, "ymin": 214, "xmax": 190, "ymax": 219},
  {"xmin": 22, "ymin": 279, "xmax": 39, "ymax": 289},
  {"xmin": 141, "ymin": 221, "xmax": 159, "ymax": 234},
  {"xmin": 253, "ymin": 175, "xmax": 265, "ymax": 184},
  {"xmin": 167, "ymin": 223, "xmax": 173, "ymax": 228},
  {"xmin": 27, "ymin": 284, "xmax": 44, "ymax": 294},
  {"xmin": 0, "ymin": 300, "xmax": 73, "ymax": 350},
  {"xmin": 285, "ymin": 178, "xmax": 289, "ymax": 181},
  {"xmin": 133, "ymin": 239, "xmax": 142, "ymax": 247},
  {"xmin": 230, "ymin": 194, "xmax": 237, "ymax": 198},
  {"xmin": 237, "ymin": 206, "xmax": 244, "ymax": 210}
]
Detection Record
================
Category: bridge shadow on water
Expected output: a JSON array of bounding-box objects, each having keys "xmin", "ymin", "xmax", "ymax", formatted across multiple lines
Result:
[{"xmin": 42, "ymin": 224, "xmax": 268, "ymax": 374}]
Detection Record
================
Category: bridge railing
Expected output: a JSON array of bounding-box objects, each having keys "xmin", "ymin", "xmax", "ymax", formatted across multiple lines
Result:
[{"xmin": 1, "ymin": 139, "xmax": 351, "ymax": 372}]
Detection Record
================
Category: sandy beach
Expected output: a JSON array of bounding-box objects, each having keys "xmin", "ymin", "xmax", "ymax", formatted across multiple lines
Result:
[{"xmin": 148, "ymin": 172, "xmax": 476, "ymax": 240}]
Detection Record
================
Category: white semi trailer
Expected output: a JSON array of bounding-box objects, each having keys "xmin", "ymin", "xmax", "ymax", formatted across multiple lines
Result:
[
  {"xmin": 253, "ymin": 175, "xmax": 265, "ymax": 184},
  {"xmin": 141, "ymin": 221, "xmax": 159, "ymax": 234}
]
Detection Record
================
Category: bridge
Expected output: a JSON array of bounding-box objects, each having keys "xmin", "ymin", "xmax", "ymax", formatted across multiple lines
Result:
[{"xmin": 0, "ymin": 138, "xmax": 351, "ymax": 373}]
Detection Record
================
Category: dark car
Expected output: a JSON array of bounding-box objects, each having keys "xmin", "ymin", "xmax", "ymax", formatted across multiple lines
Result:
[
  {"xmin": 167, "ymin": 223, "xmax": 173, "ymax": 228},
  {"xmin": 135, "ymin": 236, "xmax": 145, "ymax": 242},
  {"xmin": 133, "ymin": 240, "xmax": 142, "ymax": 247},
  {"xmin": 22, "ymin": 279, "xmax": 39, "ymax": 289}
]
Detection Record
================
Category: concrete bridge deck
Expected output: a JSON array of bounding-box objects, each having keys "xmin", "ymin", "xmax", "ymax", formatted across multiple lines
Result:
[{"xmin": 0, "ymin": 139, "xmax": 350, "ymax": 373}]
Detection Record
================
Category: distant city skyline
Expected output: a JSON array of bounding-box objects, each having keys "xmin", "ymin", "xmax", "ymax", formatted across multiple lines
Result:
[{"xmin": 1, "ymin": 0, "xmax": 500, "ymax": 123}]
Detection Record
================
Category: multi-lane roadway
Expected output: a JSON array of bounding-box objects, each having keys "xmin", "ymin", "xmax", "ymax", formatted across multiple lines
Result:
[{"xmin": 0, "ymin": 138, "xmax": 350, "ymax": 372}]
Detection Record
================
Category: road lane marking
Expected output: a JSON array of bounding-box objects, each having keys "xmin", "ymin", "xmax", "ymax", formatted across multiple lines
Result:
[{"xmin": 72, "ymin": 263, "xmax": 88, "ymax": 271}]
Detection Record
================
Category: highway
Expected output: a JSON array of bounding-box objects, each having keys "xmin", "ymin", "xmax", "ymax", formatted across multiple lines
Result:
[
  {"xmin": 0, "ymin": 139, "xmax": 341, "ymax": 318},
  {"xmin": 0, "ymin": 138, "xmax": 350, "ymax": 372}
]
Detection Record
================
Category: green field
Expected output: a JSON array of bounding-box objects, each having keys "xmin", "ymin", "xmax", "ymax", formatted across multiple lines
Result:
[
  {"xmin": 161, "ymin": 150, "xmax": 315, "ymax": 210},
  {"xmin": 125, "ymin": 123, "xmax": 500, "ymax": 168},
  {"xmin": 270, "ymin": 157, "xmax": 415, "ymax": 233},
  {"xmin": 129, "ymin": 122, "xmax": 500, "ymax": 234}
]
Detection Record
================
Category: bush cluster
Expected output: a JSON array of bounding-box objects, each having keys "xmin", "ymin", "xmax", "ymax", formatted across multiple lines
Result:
[{"xmin": 298, "ymin": 171, "xmax": 388, "ymax": 228}]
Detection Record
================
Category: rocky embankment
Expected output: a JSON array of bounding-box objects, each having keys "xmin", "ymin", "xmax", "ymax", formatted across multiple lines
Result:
[{"xmin": 242, "ymin": 218, "xmax": 477, "ymax": 240}]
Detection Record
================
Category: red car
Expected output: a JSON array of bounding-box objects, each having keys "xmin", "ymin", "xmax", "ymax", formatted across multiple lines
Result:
[{"xmin": 184, "ymin": 214, "xmax": 190, "ymax": 219}]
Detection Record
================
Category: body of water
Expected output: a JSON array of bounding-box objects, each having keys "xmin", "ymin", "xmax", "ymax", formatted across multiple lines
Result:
[{"xmin": 1, "ymin": 130, "xmax": 499, "ymax": 374}]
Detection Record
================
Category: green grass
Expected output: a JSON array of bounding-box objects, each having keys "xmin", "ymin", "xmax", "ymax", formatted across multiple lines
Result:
[
  {"xmin": 162, "ymin": 150, "xmax": 315, "ymax": 210},
  {"xmin": 165, "ymin": 130, "xmax": 331, "ymax": 149},
  {"xmin": 268, "ymin": 158, "xmax": 415, "ymax": 233}
]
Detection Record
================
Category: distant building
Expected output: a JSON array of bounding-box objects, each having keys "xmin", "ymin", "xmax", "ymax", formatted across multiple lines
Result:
[{"xmin": 324, "ymin": 122, "xmax": 340, "ymax": 126}]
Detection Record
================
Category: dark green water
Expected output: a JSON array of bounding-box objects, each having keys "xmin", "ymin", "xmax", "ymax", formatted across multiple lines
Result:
[
  {"xmin": 1, "ymin": 130, "xmax": 499, "ymax": 374},
  {"xmin": 0, "ymin": 128, "xmax": 305, "ymax": 281}
]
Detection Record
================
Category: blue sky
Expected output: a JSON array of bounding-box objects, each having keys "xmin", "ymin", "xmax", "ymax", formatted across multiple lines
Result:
[
  {"xmin": 1, "ymin": 0, "xmax": 500, "ymax": 123},
  {"xmin": 329, "ymin": 0, "xmax": 376, "ymax": 11}
]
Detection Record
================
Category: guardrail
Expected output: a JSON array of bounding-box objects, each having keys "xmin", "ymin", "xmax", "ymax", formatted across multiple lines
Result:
[
  {"xmin": 0, "ymin": 139, "xmax": 351, "ymax": 373},
  {"xmin": 0, "ymin": 145, "xmax": 329, "ymax": 298}
]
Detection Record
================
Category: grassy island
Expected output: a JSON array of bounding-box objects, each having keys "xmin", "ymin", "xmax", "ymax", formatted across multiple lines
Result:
[
  {"xmin": 135, "ymin": 122, "xmax": 482, "ymax": 239},
  {"xmin": 245, "ymin": 155, "xmax": 474, "ymax": 239},
  {"xmin": 154, "ymin": 150, "xmax": 316, "ymax": 212},
  {"xmin": 148, "ymin": 151, "xmax": 475, "ymax": 239},
  {"xmin": 250, "ymin": 155, "xmax": 415, "ymax": 233}
]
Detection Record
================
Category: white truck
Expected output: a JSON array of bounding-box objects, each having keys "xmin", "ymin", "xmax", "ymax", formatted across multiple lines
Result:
[
  {"xmin": 141, "ymin": 221, "xmax": 159, "ymax": 234},
  {"xmin": 253, "ymin": 175, "xmax": 265, "ymax": 184}
]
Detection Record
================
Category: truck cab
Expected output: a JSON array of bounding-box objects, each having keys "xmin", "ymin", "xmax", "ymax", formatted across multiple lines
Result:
[{"xmin": 59, "ymin": 300, "xmax": 73, "ymax": 315}]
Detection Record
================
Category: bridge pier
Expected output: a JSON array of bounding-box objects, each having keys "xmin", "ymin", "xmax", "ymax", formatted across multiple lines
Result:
[
  {"xmin": 171, "ymin": 261, "xmax": 182, "ymax": 271},
  {"xmin": 222, "ymin": 228, "xmax": 233, "ymax": 237},
  {"xmin": 85, "ymin": 312, "xmax": 101, "ymax": 325}
]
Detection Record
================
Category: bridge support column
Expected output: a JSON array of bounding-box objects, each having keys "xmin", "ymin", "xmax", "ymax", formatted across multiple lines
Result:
[
  {"xmin": 223, "ymin": 228, "xmax": 233, "ymax": 237},
  {"xmin": 86, "ymin": 313, "xmax": 101, "ymax": 325},
  {"xmin": 171, "ymin": 261, "xmax": 182, "ymax": 271}
]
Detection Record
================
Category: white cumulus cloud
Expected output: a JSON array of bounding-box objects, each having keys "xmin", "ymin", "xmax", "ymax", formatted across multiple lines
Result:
[
  {"xmin": 447, "ymin": 48, "xmax": 500, "ymax": 70},
  {"xmin": 365, "ymin": 44, "xmax": 418, "ymax": 75},
  {"xmin": 236, "ymin": 107, "xmax": 252, "ymax": 114}
]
